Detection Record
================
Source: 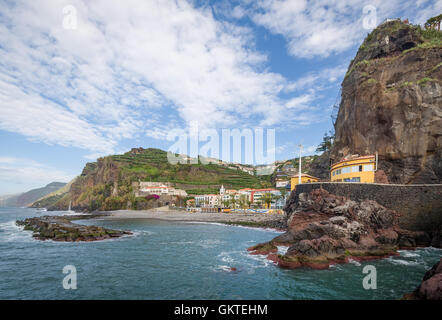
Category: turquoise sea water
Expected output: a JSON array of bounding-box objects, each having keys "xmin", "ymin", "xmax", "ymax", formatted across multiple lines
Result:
[{"xmin": 0, "ymin": 207, "xmax": 440, "ymax": 300}]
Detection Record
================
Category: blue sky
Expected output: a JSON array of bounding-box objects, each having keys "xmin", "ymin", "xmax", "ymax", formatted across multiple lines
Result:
[{"xmin": 0, "ymin": 0, "xmax": 440, "ymax": 194}]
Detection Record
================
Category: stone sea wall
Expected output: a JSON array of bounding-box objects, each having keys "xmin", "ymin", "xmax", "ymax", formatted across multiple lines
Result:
[{"xmin": 290, "ymin": 182, "xmax": 442, "ymax": 231}]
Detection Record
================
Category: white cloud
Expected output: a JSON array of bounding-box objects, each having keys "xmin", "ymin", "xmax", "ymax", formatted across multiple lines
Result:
[
  {"xmin": 248, "ymin": 0, "xmax": 439, "ymax": 58},
  {"xmin": 2, "ymin": 0, "xmax": 386, "ymax": 160},
  {"xmin": 232, "ymin": 6, "xmax": 247, "ymax": 19},
  {"xmin": 303, "ymin": 145, "xmax": 320, "ymax": 155},
  {"xmin": 0, "ymin": 156, "xmax": 74, "ymax": 195},
  {"xmin": 0, "ymin": 79, "xmax": 116, "ymax": 154},
  {"xmin": 285, "ymin": 94, "xmax": 313, "ymax": 110},
  {"xmin": 0, "ymin": 157, "xmax": 17, "ymax": 164},
  {"xmin": 2, "ymin": 0, "xmax": 434, "ymax": 164},
  {"xmin": 284, "ymin": 65, "xmax": 347, "ymax": 93},
  {"xmin": 413, "ymin": 0, "xmax": 442, "ymax": 24},
  {"xmin": 0, "ymin": 0, "xmax": 318, "ymax": 151}
]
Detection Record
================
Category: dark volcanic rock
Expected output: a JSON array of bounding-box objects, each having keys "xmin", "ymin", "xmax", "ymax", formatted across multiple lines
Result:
[
  {"xmin": 250, "ymin": 188, "xmax": 427, "ymax": 269},
  {"xmin": 16, "ymin": 215, "xmax": 132, "ymax": 242},
  {"xmin": 331, "ymin": 20, "xmax": 442, "ymax": 184},
  {"xmin": 308, "ymin": 151, "xmax": 331, "ymax": 181},
  {"xmin": 404, "ymin": 258, "xmax": 442, "ymax": 300}
]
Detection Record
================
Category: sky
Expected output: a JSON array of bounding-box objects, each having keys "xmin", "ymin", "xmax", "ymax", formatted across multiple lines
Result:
[{"xmin": 0, "ymin": 0, "xmax": 441, "ymax": 194}]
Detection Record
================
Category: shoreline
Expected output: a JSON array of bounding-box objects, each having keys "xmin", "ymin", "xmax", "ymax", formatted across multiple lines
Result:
[{"xmin": 93, "ymin": 209, "xmax": 287, "ymax": 231}]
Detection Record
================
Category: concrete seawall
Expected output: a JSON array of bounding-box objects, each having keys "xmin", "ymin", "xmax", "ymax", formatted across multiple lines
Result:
[{"xmin": 292, "ymin": 182, "xmax": 442, "ymax": 231}]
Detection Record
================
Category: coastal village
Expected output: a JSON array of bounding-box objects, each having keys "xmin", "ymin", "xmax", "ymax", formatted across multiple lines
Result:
[
  {"xmin": 6, "ymin": 12, "xmax": 441, "ymax": 301},
  {"xmin": 133, "ymin": 153, "xmax": 378, "ymax": 213}
]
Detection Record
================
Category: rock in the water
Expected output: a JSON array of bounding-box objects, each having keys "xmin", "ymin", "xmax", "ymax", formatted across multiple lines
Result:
[
  {"xmin": 16, "ymin": 215, "xmax": 132, "ymax": 242},
  {"xmin": 403, "ymin": 258, "xmax": 442, "ymax": 300},
  {"xmin": 249, "ymin": 188, "xmax": 430, "ymax": 269}
]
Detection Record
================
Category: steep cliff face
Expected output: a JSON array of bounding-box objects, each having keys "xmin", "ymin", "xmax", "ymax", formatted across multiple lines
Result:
[{"xmin": 332, "ymin": 20, "xmax": 442, "ymax": 184}]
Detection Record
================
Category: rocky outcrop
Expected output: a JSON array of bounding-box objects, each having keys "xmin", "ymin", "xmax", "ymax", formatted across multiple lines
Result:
[
  {"xmin": 250, "ymin": 188, "xmax": 437, "ymax": 269},
  {"xmin": 331, "ymin": 20, "xmax": 442, "ymax": 184},
  {"xmin": 403, "ymin": 258, "xmax": 442, "ymax": 300},
  {"xmin": 308, "ymin": 151, "xmax": 331, "ymax": 181},
  {"xmin": 16, "ymin": 215, "xmax": 132, "ymax": 242},
  {"xmin": 287, "ymin": 182, "xmax": 442, "ymax": 236}
]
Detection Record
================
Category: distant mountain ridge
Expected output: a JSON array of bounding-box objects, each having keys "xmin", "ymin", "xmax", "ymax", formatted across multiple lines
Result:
[
  {"xmin": 30, "ymin": 179, "xmax": 77, "ymax": 209},
  {"xmin": 0, "ymin": 182, "xmax": 67, "ymax": 208}
]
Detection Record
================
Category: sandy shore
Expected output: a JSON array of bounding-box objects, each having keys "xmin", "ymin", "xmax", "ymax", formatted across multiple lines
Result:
[{"xmin": 99, "ymin": 209, "xmax": 287, "ymax": 229}]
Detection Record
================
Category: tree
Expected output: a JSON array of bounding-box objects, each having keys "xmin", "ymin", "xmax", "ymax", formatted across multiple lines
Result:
[
  {"xmin": 280, "ymin": 188, "xmax": 288, "ymax": 199},
  {"xmin": 262, "ymin": 193, "xmax": 274, "ymax": 209},
  {"xmin": 425, "ymin": 14, "xmax": 442, "ymax": 31},
  {"xmin": 239, "ymin": 194, "xmax": 248, "ymax": 213},
  {"xmin": 316, "ymin": 130, "xmax": 335, "ymax": 153},
  {"xmin": 273, "ymin": 194, "xmax": 282, "ymax": 208},
  {"xmin": 229, "ymin": 194, "xmax": 237, "ymax": 209},
  {"xmin": 278, "ymin": 189, "xmax": 288, "ymax": 208}
]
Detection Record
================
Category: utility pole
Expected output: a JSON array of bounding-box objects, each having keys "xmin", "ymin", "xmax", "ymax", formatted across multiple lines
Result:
[{"xmin": 298, "ymin": 144, "xmax": 303, "ymax": 185}]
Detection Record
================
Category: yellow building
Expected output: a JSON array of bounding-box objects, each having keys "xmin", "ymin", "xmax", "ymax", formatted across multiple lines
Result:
[
  {"xmin": 330, "ymin": 155, "xmax": 376, "ymax": 183},
  {"xmin": 290, "ymin": 173, "xmax": 320, "ymax": 191}
]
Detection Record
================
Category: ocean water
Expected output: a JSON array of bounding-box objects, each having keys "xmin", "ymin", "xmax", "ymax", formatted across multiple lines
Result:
[{"xmin": 0, "ymin": 207, "xmax": 440, "ymax": 300}]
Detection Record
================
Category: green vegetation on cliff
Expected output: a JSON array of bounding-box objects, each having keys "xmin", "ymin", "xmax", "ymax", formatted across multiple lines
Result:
[
  {"xmin": 49, "ymin": 148, "xmax": 273, "ymax": 212},
  {"xmin": 109, "ymin": 148, "xmax": 272, "ymax": 189},
  {"xmin": 347, "ymin": 18, "xmax": 442, "ymax": 80},
  {"xmin": 43, "ymin": 146, "xmax": 332, "ymax": 212}
]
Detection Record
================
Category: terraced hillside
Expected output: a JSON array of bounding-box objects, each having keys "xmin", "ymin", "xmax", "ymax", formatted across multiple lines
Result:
[{"xmin": 46, "ymin": 148, "xmax": 273, "ymax": 211}]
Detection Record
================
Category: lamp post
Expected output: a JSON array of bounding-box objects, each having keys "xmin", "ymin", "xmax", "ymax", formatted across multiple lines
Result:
[{"xmin": 298, "ymin": 144, "xmax": 303, "ymax": 185}]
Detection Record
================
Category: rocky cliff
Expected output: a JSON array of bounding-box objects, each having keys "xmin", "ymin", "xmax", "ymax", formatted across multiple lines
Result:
[
  {"xmin": 331, "ymin": 19, "xmax": 442, "ymax": 184},
  {"xmin": 306, "ymin": 151, "xmax": 331, "ymax": 180}
]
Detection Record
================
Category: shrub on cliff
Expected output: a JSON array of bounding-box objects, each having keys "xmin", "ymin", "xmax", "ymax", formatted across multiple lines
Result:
[{"xmin": 103, "ymin": 196, "xmax": 125, "ymax": 211}]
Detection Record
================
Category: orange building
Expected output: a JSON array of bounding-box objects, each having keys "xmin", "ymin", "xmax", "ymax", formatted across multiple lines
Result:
[
  {"xmin": 330, "ymin": 155, "xmax": 376, "ymax": 183},
  {"xmin": 290, "ymin": 173, "xmax": 320, "ymax": 191}
]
